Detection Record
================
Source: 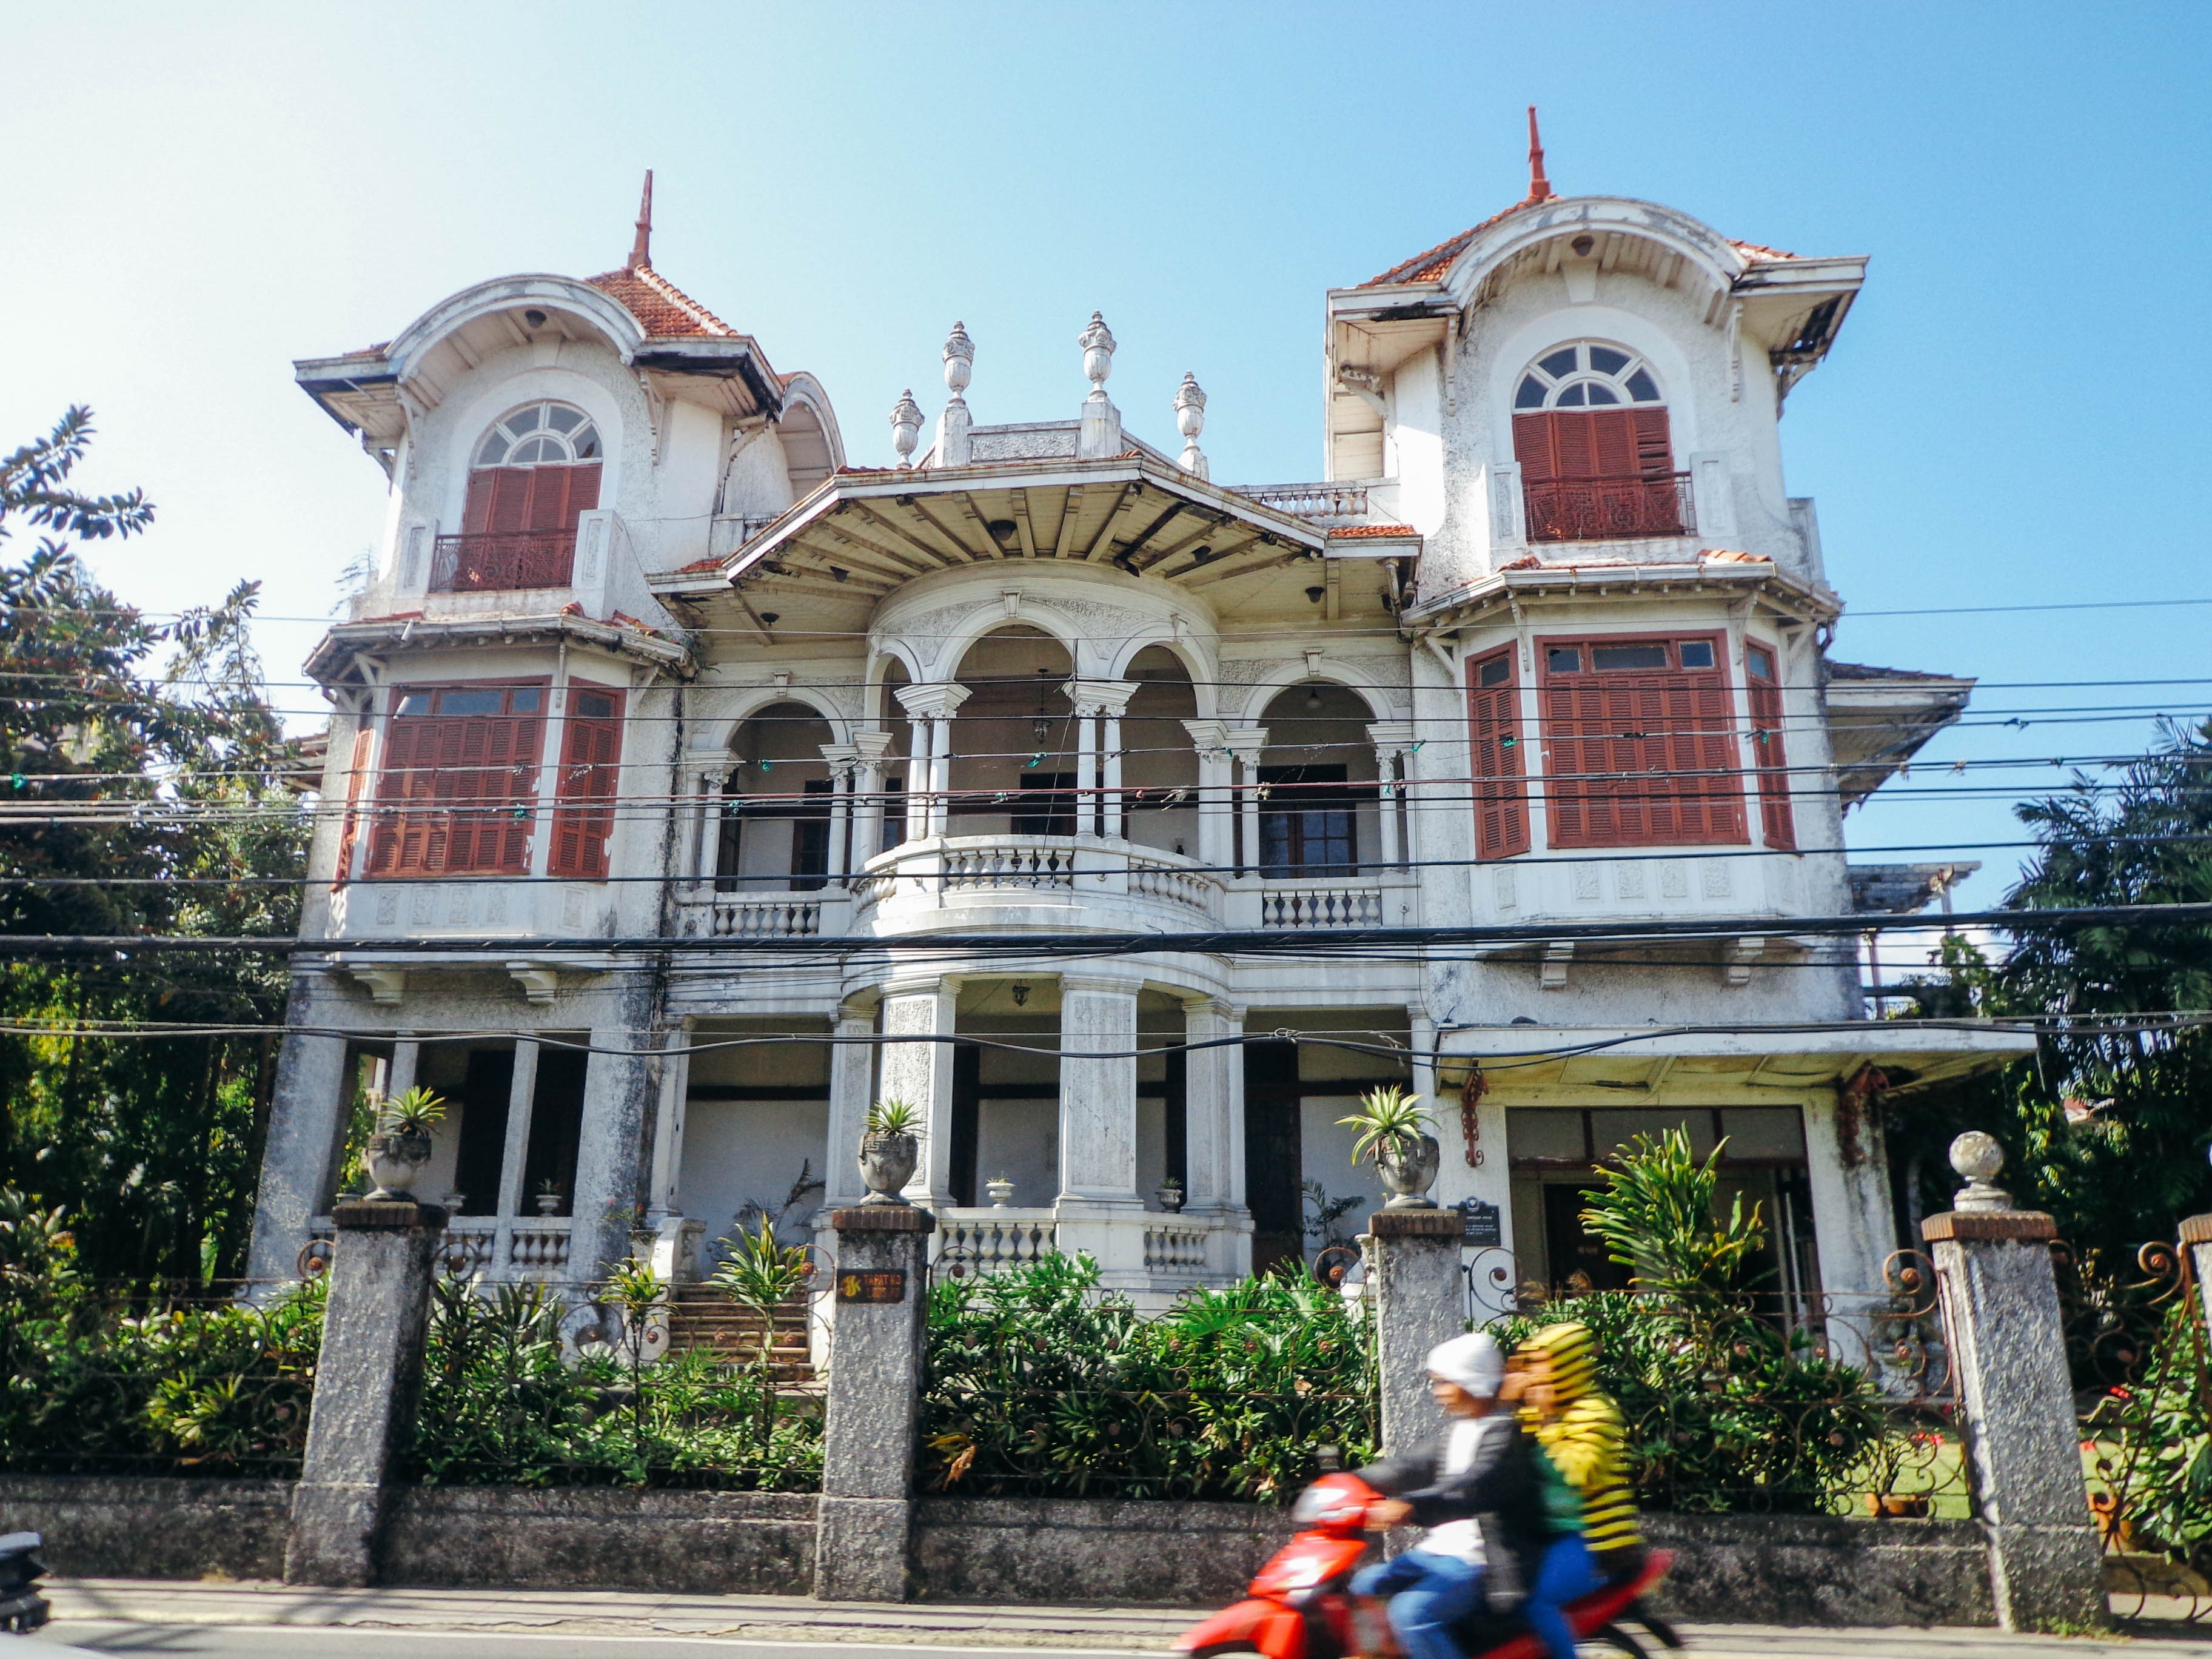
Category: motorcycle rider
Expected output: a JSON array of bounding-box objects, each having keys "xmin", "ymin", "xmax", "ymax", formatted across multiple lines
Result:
[
  {"xmin": 1504, "ymin": 1321, "xmax": 1645, "ymax": 1659},
  {"xmin": 1351, "ymin": 1332, "xmax": 1568, "ymax": 1659}
]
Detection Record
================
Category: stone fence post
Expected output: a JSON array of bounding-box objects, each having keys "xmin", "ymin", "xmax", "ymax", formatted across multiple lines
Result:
[
  {"xmin": 816, "ymin": 1204, "xmax": 934, "ymax": 1602},
  {"xmin": 1367, "ymin": 1208, "xmax": 1464, "ymax": 1453},
  {"xmin": 284, "ymin": 1198, "xmax": 444, "ymax": 1586},
  {"xmin": 1922, "ymin": 1133, "xmax": 2103, "ymax": 1632}
]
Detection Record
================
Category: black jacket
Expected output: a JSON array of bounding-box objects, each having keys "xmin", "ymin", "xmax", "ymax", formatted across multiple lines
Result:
[{"xmin": 1360, "ymin": 1416, "xmax": 1557, "ymax": 1600}]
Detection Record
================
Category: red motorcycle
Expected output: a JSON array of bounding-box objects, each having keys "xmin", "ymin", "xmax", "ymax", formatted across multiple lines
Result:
[{"xmin": 1178, "ymin": 1472, "xmax": 1680, "ymax": 1659}]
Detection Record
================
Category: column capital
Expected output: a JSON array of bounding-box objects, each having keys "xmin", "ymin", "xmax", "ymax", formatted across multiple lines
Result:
[
  {"xmin": 1181, "ymin": 717, "xmax": 1232, "ymax": 756},
  {"xmin": 820, "ymin": 742, "xmax": 859, "ymax": 771},
  {"xmin": 895, "ymin": 681, "xmax": 971, "ymax": 721},
  {"xmin": 851, "ymin": 729, "xmax": 897, "ymax": 763},
  {"xmin": 1366, "ymin": 720, "xmax": 1415, "ymax": 754},
  {"xmin": 1180, "ymin": 993, "xmax": 1243, "ymax": 1023},
  {"xmin": 1064, "ymin": 678, "xmax": 1139, "ymax": 717},
  {"xmin": 1059, "ymin": 970, "xmax": 1136, "ymax": 997},
  {"xmin": 1224, "ymin": 726, "xmax": 1269, "ymax": 760},
  {"xmin": 882, "ymin": 973, "xmax": 962, "ymax": 1002}
]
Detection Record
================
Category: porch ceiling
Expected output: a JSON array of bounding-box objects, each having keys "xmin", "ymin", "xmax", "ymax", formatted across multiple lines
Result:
[
  {"xmin": 1436, "ymin": 1021, "xmax": 2036, "ymax": 1101},
  {"xmin": 649, "ymin": 456, "xmax": 1335, "ymax": 641}
]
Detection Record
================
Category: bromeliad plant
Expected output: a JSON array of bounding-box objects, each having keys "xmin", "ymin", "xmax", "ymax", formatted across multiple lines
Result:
[
  {"xmin": 864, "ymin": 1099, "xmax": 922, "ymax": 1137},
  {"xmin": 374, "ymin": 1086, "xmax": 447, "ymax": 1138},
  {"xmin": 709, "ymin": 1219, "xmax": 816, "ymax": 1450},
  {"xmin": 1335, "ymin": 1085, "xmax": 1433, "ymax": 1167}
]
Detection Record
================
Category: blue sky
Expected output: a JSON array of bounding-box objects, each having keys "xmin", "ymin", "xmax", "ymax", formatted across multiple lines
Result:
[{"xmin": 4, "ymin": 2, "xmax": 2207, "ymax": 920}]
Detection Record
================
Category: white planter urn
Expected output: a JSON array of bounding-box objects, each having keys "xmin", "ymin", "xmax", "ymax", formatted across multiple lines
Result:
[
  {"xmin": 1155, "ymin": 1184, "xmax": 1186, "ymax": 1213},
  {"xmin": 534, "ymin": 1191, "xmax": 563, "ymax": 1216},
  {"xmin": 363, "ymin": 1131, "xmax": 431, "ymax": 1201},
  {"xmin": 1376, "ymin": 1133, "xmax": 1442, "ymax": 1209},
  {"xmin": 859, "ymin": 1131, "xmax": 919, "ymax": 1205},
  {"xmin": 985, "ymin": 1178, "xmax": 1016, "ymax": 1209}
]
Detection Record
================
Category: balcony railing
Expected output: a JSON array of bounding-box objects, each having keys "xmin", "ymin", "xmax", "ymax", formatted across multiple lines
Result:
[
  {"xmin": 1232, "ymin": 480, "xmax": 1371, "ymax": 523},
  {"xmin": 431, "ymin": 530, "xmax": 577, "ymax": 592},
  {"xmin": 1524, "ymin": 472, "xmax": 1695, "ymax": 543}
]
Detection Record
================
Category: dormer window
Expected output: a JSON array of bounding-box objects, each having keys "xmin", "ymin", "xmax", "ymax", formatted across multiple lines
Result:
[
  {"xmin": 1511, "ymin": 343, "xmax": 1691, "ymax": 543},
  {"xmin": 433, "ymin": 402, "xmax": 605, "ymax": 592}
]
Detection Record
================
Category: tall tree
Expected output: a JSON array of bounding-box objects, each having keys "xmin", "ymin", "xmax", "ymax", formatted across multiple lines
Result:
[{"xmin": 0, "ymin": 409, "xmax": 307, "ymax": 1281}]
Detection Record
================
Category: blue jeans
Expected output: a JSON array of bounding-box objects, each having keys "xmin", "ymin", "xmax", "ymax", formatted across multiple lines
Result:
[
  {"xmin": 1351, "ymin": 1548, "xmax": 1487, "ymax": 1659},
  {"xmin": 1523, "ymin": 1534, "xmax": 1599, "ymax": 1659}
]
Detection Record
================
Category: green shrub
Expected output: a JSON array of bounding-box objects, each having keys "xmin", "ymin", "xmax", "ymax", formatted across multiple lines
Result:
[{"xmin": 921, "ymin": 1255, "xmax": 1376, "ymax": 1503}]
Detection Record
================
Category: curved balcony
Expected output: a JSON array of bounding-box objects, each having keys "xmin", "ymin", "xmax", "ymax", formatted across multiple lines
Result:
[{"xmin": 851, "ymin": 833, "xmax": 1220, "ymax": 936}]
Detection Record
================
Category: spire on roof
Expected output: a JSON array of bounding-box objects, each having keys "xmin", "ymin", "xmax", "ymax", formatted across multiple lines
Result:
[
  {"xmin": 627, "ymin": 170, "xmax": 654, "ymax": 272},
  {"xmin": 1526, "ymin": 106, "xmax": 1552, "ymax": 203}
]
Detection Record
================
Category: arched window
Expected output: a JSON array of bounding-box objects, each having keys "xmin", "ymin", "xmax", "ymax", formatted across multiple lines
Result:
[
  {"xmin": 1510, "ymin": 343, "xmax": 1689, "ymax": 543},
  {"xmin": 436, "ymin": 402, "xmax": 605, "ymax": 591}
]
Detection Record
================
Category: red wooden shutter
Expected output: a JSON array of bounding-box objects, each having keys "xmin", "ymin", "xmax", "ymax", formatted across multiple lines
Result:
[
  {"xmin": 1513, "ymin": 412, "xmax": 1559, "ymax": 482},
  {"xmin": 1539, "ymin": 639, "xmax": 1748, "ymax": 850},
  {"xmin": 1631, "ymin": 408, "xmax": 1673, "ymax": 477},
  {"xmin": 525, "ymin": 463, "xmax": 602, "ymax": 531},
  {"xmin": 1466, "ymin": 648, "xmax": 1529, "ymax": 860},
  {"xmin": 365, "ymin": 688, "xmax": 544, "ymax": 877},
  {"xmin": 332, "ymin": 724, "xmax": 375, "ymax": 887},
  {"xmin": 550, "ymin": 687, "xmax": 623, "ymax": 881},
  {"xmin": 1746, "ymin": 645, "xmax": 1796, "ymax": 850}
]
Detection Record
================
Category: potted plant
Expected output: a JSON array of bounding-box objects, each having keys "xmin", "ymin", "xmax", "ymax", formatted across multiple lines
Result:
[
  {"xmin": 985, "ymin": 1176, "xmax": 1017, "ymax": 1208},
  {"xmin": 1155, "ymin": 1176, "xmax": 1185, "ymax": 1212},
  {"xmin": 859, "ymin": 1099, "xmax": 921, "ymax": 1205},
  {"xmin": 534, "ymin": 1178, "xmax": 565, "ymax": 1216},
  {"xmin": 1337, "ymin": 1085, "xmax": 1440, "ymax": 1209},
  {"xmin": 363, "ymin": 1086, "xmax": 445, "ymax": 1199}
]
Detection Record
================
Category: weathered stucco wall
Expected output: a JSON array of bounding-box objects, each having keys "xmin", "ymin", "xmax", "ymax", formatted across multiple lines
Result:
[
  {"xmin": 911, "ymin": 1496, "xmax": 1300, "ymax": 1606},
  {"xmin": 0, "ymin": 1476, "xmax": 293, "ymax": 1581}
]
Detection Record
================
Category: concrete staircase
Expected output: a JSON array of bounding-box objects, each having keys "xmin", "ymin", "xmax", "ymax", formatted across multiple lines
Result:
[{"xmin": 663, "ymin": 1284, "xmax": 814, "ymax": 1384}]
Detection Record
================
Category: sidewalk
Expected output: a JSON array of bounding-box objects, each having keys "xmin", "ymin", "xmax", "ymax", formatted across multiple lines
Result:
[{"xmin": 38, "ymin": 1578, "xmax": 2212, "ymax": 1657}]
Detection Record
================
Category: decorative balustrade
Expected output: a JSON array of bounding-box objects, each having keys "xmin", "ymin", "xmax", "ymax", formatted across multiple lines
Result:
[
  {"xmin": 508, "ymin": 1225, "xmax": 571, "ymax": 1271},
  {"xmin": 429, "ymin": 530, "xmax": 577, "ymax": 592},
  {"xmin": 440, "ymin": 1223, "xmax": 496, "ymax": 1275},
  {"xmin": 940, "ymin": 841, "xmax": 1077, "ymax": 893},
  {"xmin": 854, "ymin": 834, "xmax": 1221, "ymax": 932},
  {"xmin": 1233, "ymin": 480, "xmax": 1372, "ymax": 522},
  {"xmin": 1524, "ymin": 472, "xmax": 1695, "ymax": 543},
  {"xmin": 1127, "ymin": 854, "xmax": 1214, "ymax": 914},
  {"xmin": 1143, "ymin": 1219, "xmax": 1212, "ymax": 1276},
  {"xmin": 1259, "ymin": 884, "xmax": 1385, "ymax": 928},
  {"xmin": 939, "ymin": 1210, "xmax": 1057, "ymax": 1274},
  {"xmin": 705, "ymin": 894, "xmax": 822, "ymax": 937}
]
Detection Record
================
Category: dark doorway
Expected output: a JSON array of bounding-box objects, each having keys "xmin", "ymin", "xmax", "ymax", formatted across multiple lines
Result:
[
  {"xmin": 1243, "ymin": 1041, "xmax": 1304, "ymax": 1274},
  {"xmin": 449, "ymin": 1047, "xmax": 514, "ymax": 1216},
  {"xmin": 1013, "ymin": 773, "xmax": 1078, "ymax": 837},
  {"xmin": 1258, "ymin": 765, "xmax": 1361, "ymax": 876},
  {"xmin": 1542, "ymin": 1184, "xmax": 1631, "ymax": 1296},
  {"xmin": 949, "ymin": 1041, "xmax": 982, "ymax": 1208},
  {"xmin": 521, "ymin": 1048, "xmax": 588, "ymax": 1217},
  {"xmin": 1163, "ymin": 1045, "xmax": 1188, "ymax": 1194},
  {"xmin": 791, "ymin": 778, "xmax": 833, "ymax": 890}
]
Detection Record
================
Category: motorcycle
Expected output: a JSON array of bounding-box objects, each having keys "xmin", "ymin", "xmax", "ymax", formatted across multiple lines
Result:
[
  {"xmin": 0, "ymin": 1530, "xmax": 51, "ymax": 1634},
  {"xmin": 1177, "ymin": 1472, "xmax": 1681, "ymax": 1659}
]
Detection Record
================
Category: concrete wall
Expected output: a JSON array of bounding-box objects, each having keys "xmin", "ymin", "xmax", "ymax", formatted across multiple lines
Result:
[{"xmin": 2, "ymin": 1477, "xmax": 1996, "ymax": 1627}]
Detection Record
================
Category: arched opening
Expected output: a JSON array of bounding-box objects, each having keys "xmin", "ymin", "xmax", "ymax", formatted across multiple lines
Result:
[
  {"xmin": 1509, "ymin": 341, "xmax": 1689, "ymax": 543},
  {"xmin": 945, "ymin": 626, "xmax": 1078, "ymax": 837},
  {"xmin": 440, "ymin": 400, "xmax": 605, "ymax": 590},
  {"xmin": 1255, "ymin": 682, "xmax": 1381, "ymax": 876},
  {"xmin": 717, "ymin": 702, "xmax": 835, "ymax": 891},
  {"xmin": 1119, "ymin": 645, "xmax": 1201, "ymax": 856}
]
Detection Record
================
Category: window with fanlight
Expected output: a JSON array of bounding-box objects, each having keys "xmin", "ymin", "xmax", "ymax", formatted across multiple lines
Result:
[
  {"xmin": 1511, "ymin": 343, "xmax": 1691, "ymax": 543},
  {"xmin": 434, "ymin": 402, "xmax": 605, "ymax": 592}
]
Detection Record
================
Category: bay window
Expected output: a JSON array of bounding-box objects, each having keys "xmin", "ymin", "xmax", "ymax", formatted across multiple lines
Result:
[{"xmin": 367, "ymin": 683, "xmax": 546, "ymax": 877}]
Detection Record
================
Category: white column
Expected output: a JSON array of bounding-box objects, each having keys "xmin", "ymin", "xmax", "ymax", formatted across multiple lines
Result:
[
  {"xmin": 1181, "ymin": 996, "xmax": 1250, "ymax": 1284},
  {"xmin": 1073, "ymin": 704, "xmax": 1101, "ymax": 836},
  {"xmin": 1183, "ymin": 720, "xmax": 1232, "ymax": 873},
  {"xmin": 1368, "ymin": 722, "xmax": 1413, "ymax": 871},
  {"xmin": 386, "ymin": 1034, "xmax": 421, "ymax": 1100},
  {"xmin": 1409, "ymin": 1010, "xmax": 1436, "ymax": 1105},
  {"xmin": 1227, "ymin": 729, "xmax": 1268, "ymax": 874},
  {"xmin": 894, "ymin": 683, "xmax": 968, "ymax": 842},
  {"xmin": 820, "ymin": 745, "xmax": 857, "ymax": 881},
  {"xmin": 1803, "ymin": 1087, "xmax": 1897, "ymax": 1299},
  {"xmin": 646, "ymin": 1019, "xmax": 694, "ymax": 1222},
  {"xmin": 880, "ymin": 976, "xmax": 960, "ymax": 1207},
  {"xmin": 694, "ymin": 769, "xmax": 725, "ymax": 890},
  {"xmin": 823, "ymin": 1002, "xmax": 878, "ymax": 1208},
  {"xmin": 851, "ymin": 731, "xmax": 893, "ymax": 866},
  {"xmin": 1080, "ymin": 682, "xmax": 1136, "ymax": 842},
  {"xmin": 1056, "ymin": 974, "xmax": 1141, "ymax": 1206},
  {"xmin": 495, "ymin": 1036, "xmax": 541, "ymax": 1221}
]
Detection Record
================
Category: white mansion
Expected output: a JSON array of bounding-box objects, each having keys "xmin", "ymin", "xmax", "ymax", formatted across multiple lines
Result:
[{"xmin": 247, "ymin": 146, "xmax": 2029, "ymax": 1307}]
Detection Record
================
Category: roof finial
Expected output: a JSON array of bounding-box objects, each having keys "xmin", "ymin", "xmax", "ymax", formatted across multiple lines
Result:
[
  {"xmin": 1526, "ymin": 106, "xmax": 1552, "ymax": 203},
  {"xmin": 628, "ymin": 169, "xmax": 654, "ymax": 272}
]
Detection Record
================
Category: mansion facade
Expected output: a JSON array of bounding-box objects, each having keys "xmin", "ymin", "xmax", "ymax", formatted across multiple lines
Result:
[{"xmin": 247, "ymin": 153, "xmax": 2029, "ymax": 1310}]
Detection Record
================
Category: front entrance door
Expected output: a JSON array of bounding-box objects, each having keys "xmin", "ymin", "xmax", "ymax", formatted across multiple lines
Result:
[
  {"xmin": 1542, "ymin": 1183, "xmax": 1631, "ymax": 1297},
  {"xmin": 1244, "ymin": 1041, "xmax": 1304, "ymax": 1275}
]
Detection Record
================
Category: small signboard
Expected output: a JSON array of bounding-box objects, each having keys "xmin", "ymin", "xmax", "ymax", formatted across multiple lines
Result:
[
  {"xmin": 1458, "ymin": 1199, "xmax": 1503, "ymax": 1248},
  {"xmin": 837, "ymin": 1269, "xmax": 907, "ymax": 1304}
]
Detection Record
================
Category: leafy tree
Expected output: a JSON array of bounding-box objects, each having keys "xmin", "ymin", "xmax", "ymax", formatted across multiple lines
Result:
[
  {"xmin": 0, "ymin": 408, "xmax": 308, "ymax": 1282},
  {"xmin": 1886, "ymin": 719, "xmax": 2212, "ymax": 1262}
]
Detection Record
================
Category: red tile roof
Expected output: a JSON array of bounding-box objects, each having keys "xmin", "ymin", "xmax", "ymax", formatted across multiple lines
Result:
[
  {"xmin": 674, "ymin": 556, "xmax": 725, "ymax": 575},
  {"xmin": 1329, "ymin": 523, "xmax": 1418, "ymax": 538},
  {"xmin": 585, "ymin": 263, "xmax": 736, "ymax": 338},
  {"xmin": 1728, "ymin": 240, "xmax": 1800, "ymax": 261},
  {"xmin": 1361, "ymin": 197, "xmax": 1543, "ymax": 287}
]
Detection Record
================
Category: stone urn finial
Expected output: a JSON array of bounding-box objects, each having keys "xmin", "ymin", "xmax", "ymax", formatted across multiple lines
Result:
[
  {"xmin": 1949, "ymin": 1130, "xmax": 2014, "ymax": 1212},
  {"xmin": 889, "ymin": 389, "xmax": 923, "ymax": 469},
  {"xmin": 859, "ymin": 1099, "xmax": 922, "ymax": 1205},
  {"xmin": 1174, "ymin": 371, "xmax": 1208, "ymax": 479},
  {"xmin": 942, "ymin": 322, "xmax": 974, "ymax": 398},
  {"xmin": 1080, "ymin": 311, "xmax": 1116, "ymax": 401}
]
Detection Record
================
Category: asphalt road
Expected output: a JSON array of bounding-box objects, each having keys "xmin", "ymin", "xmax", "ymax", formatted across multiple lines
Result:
[{"xmin": 27, "ymin": 1629, "xmax": 1164, "ymax": 1659}]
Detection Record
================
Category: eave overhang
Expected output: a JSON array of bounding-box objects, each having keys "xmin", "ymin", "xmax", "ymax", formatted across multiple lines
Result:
[
  {"xmin": 1436, "ymin": 1021, "xmax": 2036, "ymax": 1099},
  {"xmin": 1405, "ymin": 553, "xmax": 1842, "ymax": 635},
  {"xmin": 1826, "ymin": 666, "xmax": 1976, "ymax": 809},
  {"xmin": 304, "ymin": 608, "xmax": 694, "ymax": 692},
  {"xmin": 648, "ymin": 455, "xmax": 1334, "ymax": 629}
]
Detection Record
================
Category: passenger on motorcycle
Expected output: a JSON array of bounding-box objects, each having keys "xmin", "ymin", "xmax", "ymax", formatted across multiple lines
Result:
[
  {"xmin": 1350, "ymin": 1332, "xmax": 1570, "ymax": 1659},
  {"xmin": 1503, "ymin": 1321, "xmax": 1646, "ymax": 1659}
]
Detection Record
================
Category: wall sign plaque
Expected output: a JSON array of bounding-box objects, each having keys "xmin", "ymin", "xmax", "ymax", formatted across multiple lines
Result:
[
  {"xmin": 837, "ymin": 1269, "xmax": 907, "ymax": 1304},
  {"xmin": 1458, "ymin": 1198, "xmax": 1503, "ymax": 1248}
]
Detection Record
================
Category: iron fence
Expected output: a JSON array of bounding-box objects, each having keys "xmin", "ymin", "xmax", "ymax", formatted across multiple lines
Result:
[
  {"xmin": 1524, "ymin": 472, "xmax": 1695, "ymax": 543},
  {"xmin": 429, "ymin": 531, "xmax": 577, "ymax": 592},
  {"xmin": 0, "ymin": 1277, "xmax": 323, "ymax": 1478}
]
